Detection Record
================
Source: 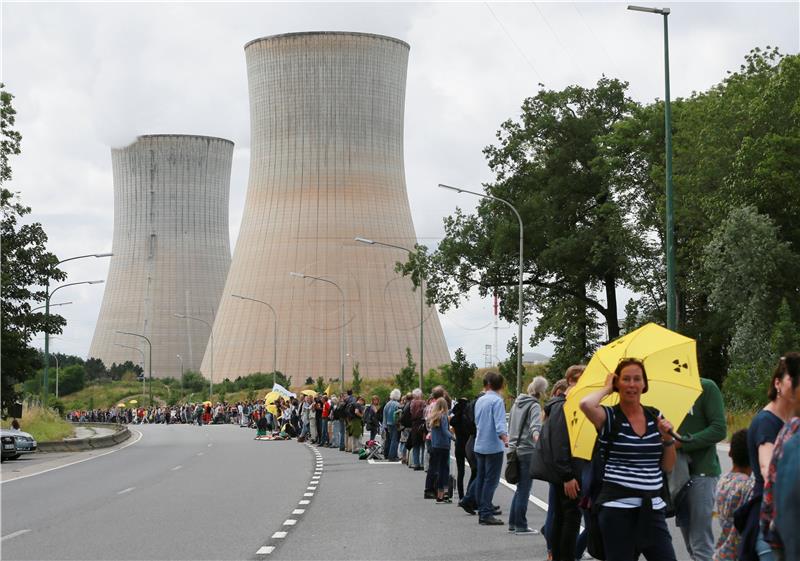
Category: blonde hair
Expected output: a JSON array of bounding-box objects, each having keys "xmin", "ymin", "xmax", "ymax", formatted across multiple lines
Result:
[
  {"xmin": 565, "ymin": 365, "xmax": 586, "ymax": 386},
  {"xmin": 426, "ymin": 397, "xmax": 449, "ymax": 428}
]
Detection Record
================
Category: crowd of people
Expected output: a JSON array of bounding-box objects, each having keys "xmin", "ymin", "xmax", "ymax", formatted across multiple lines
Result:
[{"xmin": 64, "ymin": 352, "xmax": 800, "ymax": 561}]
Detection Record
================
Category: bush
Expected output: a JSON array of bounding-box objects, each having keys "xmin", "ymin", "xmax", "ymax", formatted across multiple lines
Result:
[
  {"xmin": 395, "ymin": 348, "xmax": 417, "ymax": 393},
  {"xmin": 182, "ymin": 371, "xmax": 207, "ymax": 393}
]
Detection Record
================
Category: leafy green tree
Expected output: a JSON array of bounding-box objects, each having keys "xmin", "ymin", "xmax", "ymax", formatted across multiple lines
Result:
[
  {"xmin": 442, "ymin": 348, "xmax": 477, "ymax": 399},
  {"xmin": 84, "ymin": 357, "xmax": 108, "ymax": 381},
  {"xmin": 1, "ymin": 85, "xmax": 67, "ymax": 414},
  {"xmin": 58, "ymin": 364, "xmax": 86, "ymax": 395},
  {"xmin": 771, "ymin": 298, "xmax": 800, "ymax": 356},
  {"xmin": 304, "ymin": 376, "xmax": 314, "ymax": 385},
  {"xmin": 109, "ymin": 361, "xmax": 143, "ymax": 381},
  {"xmin": 498, "ymin": 337, "xmax": 519, "ymax": 397},
  {"xmin": 400, "ymin": 78, "xmax": 635, "ymax": 372},
  {"xmin": 395, "ymin": 348, "xmax": 417, "ymax": 393},
  {"xmin": 181, "ymin": 370, "xmax": 207, "ymax": 393},
  {"xmin": 314, "ymin": 376, "xmax": 325, "ymax": 394},
  {"xmin": 351, "ymin": 362, "xmax": 362, "ymax": 394}
]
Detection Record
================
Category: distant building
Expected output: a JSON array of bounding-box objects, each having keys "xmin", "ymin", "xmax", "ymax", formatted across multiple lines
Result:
[
  {"xmin": 89, "ymin": 135, "xmax": 233, "ymax": 378},
  {"xmin": 203, "ymin": 32, "xmax": 450, "ymax": 381},
  {"xmin": 523, "ymin": 352, "xmax": 551, "ymax": 365}
]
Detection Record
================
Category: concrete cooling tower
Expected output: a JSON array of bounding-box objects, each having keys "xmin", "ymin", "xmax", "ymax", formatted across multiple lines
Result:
[
  {"xmin": 204, "ymin": 32, "xmax": 450, "ymax": 382},
  {"xmin": 89, "ymin": 135, "xmax": 233, "ymax": 379}
]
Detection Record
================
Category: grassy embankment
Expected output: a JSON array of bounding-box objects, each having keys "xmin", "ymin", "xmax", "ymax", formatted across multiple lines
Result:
[{"xmin": 1, "ymin": 406, "xmax": 75, "ymax": 441}]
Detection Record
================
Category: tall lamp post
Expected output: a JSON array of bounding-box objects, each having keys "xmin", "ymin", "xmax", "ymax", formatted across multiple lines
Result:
[
  {"xmin": 355, "ymin": 237, "xmax": 426, "ymax": 389},
  {"xmin": 43, "ymin": 279, "xmax": 105, "ymax": 406},
  {"xmin": 115, "ymin": 343, "xmax": 146, "ymax": 397},
  {"xmin": 231, "ymin": 294, "xmax": 278, "ymax": 388},
  {"xmin": 54, "ymin": 354, "xmax": 60, "ymax": 398},
  {"xmin": 176, "ymin": 354, "xmax": 184, "ymax": 400},
  {"xmin": 628, "ymin": 4, "xmax": 676, "ymax": 330},
  {"xmin": 116, "ymin": 331, "xmax": 152, "ymax": 405},
  {"xmin": 290, "ymin": 272, "xmax": 346, "ymax": 393},
  {"xmin": 43, "ymin": 252, "xmax": 112, "ymax": 407},
  {"xmin": 173, "ymin": 313, "xmax": 214, "ymax": 398},
  {"xmin": 438, "ymin": 183, "xmax": 525, "ymax": 397}
]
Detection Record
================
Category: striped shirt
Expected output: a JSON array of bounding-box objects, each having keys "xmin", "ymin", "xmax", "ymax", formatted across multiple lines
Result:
[{"xmin": 598, "ymin": 405, "xmax": 666, "ymax": 509}]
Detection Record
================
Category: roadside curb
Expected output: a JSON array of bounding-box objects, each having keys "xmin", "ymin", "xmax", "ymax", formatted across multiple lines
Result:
[
  {"xmin": 37, "ymin": 423, "xmax": 131, "ymax": 452},
  {"xmin": 253, "ymin": 441, "xmax": 323, "ymax": 558}
]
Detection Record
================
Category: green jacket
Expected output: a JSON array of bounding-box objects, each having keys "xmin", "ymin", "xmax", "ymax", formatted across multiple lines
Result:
[{"xmin": 677, "ymin": 378, "xmax": 727, "ymax": 477}]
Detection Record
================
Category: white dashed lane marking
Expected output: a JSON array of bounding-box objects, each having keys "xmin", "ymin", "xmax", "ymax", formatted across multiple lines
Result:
[
  {"xmin": 1, "ymin": 530, "xmax": 31, "ymax": 542},
  {"xmin": 283, "ymin": 519, "xmax": 297, "ymax": 526},
  {"xmin": 299, "ymin": 500, "xmax": 310, "ymax": 505},
  {"xmin": 271, "ymin": 531, "xmax": 287, "ymax": 539},
  {"xmin": 256, "ymin": 546, "xmax": 275, "ymax": 555},
  {"xmin": 171, "ymin": 465, "xmax": 182, "ymax": 471},
  {"xmin": 292, "ymin": 509, "xmax": 305, "ymax": 514},
  {"xmin": 117, "ymin": 487, "xmax": 135, "ymax": 495}
]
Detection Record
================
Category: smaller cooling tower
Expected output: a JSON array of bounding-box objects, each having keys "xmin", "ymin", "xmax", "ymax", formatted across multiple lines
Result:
[{"xmin": 89, "ymin": 134, "xmax": 233, "ymax": 379}]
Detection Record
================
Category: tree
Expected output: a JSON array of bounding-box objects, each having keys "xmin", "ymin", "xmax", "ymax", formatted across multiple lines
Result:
[
  {"xmin": 108, "ymin": 361, "xmax": 143, "ymax": 381},
  {"xmin": 400, "ymin": 78, "xmax": 636, "ymax": 373},
  {"xmin": 314, "ymin": 376, "xmax": 325, "ymax": 394},
  {"xmin": 181, "ymin": 370, "xmax": 207, "ymax": 393},
  {"xmin": 351, "ymin": 362, "xmax": 362, "ymax": 394},
  {"xmin": 395, "ymin": 348, "xmax": 417, "ymax": 394},
  {"xmin": 771, "ymin": 298, "xmax": 800, "ymax": 357},
  {"xmin": 84, "ymin": 357, "xmax": 108, "ymax": 382},
  {"xmin": 1, "ymin": 84, "xmax": 67, "ymax": 414},
  {"xmin": 58, "ymin": 364, "xmax": 86, "ymax": 395},
  {"xmin": 498, "ymin": 337, "xmax": 519, "ymax": 397},
  {"xmin": 442, "ymin": 348, "xmax": 477, "ymax": 399}
]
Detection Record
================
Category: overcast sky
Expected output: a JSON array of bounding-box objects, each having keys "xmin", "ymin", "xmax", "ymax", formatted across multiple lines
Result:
[{"xmin": 3, "ymin": 1, "xmax": 798, "ymax": 370}]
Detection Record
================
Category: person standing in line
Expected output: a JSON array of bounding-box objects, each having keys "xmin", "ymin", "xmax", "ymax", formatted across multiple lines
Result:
[
  {"xmin": 427, "ymin": 397, "xmax": 454, "ymax": 504},
  {"xmin": 449, "ymin": 396, "xmax": 472, "ymax": 500},
  {"xmin": 348, "ymin": 396, "xmax": 366, "ymax": 453},
  {"xmin": 364, "ymin": 395, "xmax": 381, "ymax": 442},
  {"xmin": 507, "ymin": 376, "xmax": 548, "ymax": 536},
  {"xmin": 760, "ymin": 353, "xmax": 800, "ymax": 561},
  {"xmin": 675, "ymin": 377, "xmax": 728, "ymax": 561},
  {"xmin": 714, "ymin": 429, "xmax": 753, "ymax": 561},
  {"xmin": 320, "ymin": 395, "xmax": 331, "ymax": 447},
  {"xmin": 382, "ymin": 389, "xmax": 401, "ymax": 461},
  {"xmin": 742, "ymin": 355, "xmax": 797, "ymax": 561},
  {"xmin": 459, "ymin": 371, "xmax": 508, "ymax": 526}
]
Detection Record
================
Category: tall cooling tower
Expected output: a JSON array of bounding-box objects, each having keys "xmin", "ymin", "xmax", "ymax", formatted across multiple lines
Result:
[
  {"xmin": 89, "ymin": 135, "xmax": 233, "ymax": 379},
  {"xmin": 204, "ymin": 32, "xmax": 450, "ymax": 382}
]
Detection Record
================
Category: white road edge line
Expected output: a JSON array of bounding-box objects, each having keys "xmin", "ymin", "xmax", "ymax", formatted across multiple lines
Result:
[
  {"xmin": 271, "ymin": 531, "xmax": 288, "ymax": 539},
  {"xmin": 117, "ymin": 487, "xmax": 135, "ymax": 495},
  {"xmin": 256, "ymin": 545, "xmax": 275, "ymax": 555},
  {"xmin": 1, "ymin": 529, "xmax": 31, "ymax": 542},
  {"xmin": 292, "ymin": 509, "xmax": 305, "ymax": 514},
  {"xmin": 283, "ymin": 519, "xmax": 297, "ymax": 526},
  {"xmin": 303, "ymin": 492, "xmax": 314, "ymax": 497},
  {"xmin": 1, "ymin": 429, "xmax": 144, "ymax": 485},
  {"xmin": 299, "ymin": 500, "xmax": 310, "ymax": 505}
]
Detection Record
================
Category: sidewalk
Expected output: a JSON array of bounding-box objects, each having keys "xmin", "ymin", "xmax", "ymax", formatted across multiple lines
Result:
[{"xmin": 275, "ymin": 443, "xmax": 550, "ymax": 561}]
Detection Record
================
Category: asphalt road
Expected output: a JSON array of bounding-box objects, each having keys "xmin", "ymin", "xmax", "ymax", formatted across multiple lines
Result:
[
  {"xmin": 1, "ymin": 425, "xmax": 314, "ymax": 560},
  {"xmin": 0, "ymin": 426, "xmax": 732, "ymax": 561}
]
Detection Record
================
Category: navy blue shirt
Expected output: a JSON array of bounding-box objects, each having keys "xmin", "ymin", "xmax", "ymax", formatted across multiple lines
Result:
[
  {"xmin": 747, "ymin": 409, "xmax": 785, "ymax": 497},
  {"xmin": 430, "ymin": 414, "xmax": 452, "ymax": 449}
]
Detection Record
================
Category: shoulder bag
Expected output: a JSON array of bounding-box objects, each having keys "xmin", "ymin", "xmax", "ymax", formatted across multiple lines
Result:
[{"xmin": 504, "ymin": 403, "xmax": 532, "ymax": 484}]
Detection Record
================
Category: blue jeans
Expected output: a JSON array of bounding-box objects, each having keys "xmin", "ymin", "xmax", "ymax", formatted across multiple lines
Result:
[
  {"xmin": 338, "ymin": 420, "xmax": 346, "ymax": 449},
  {"xmin": 412, "ymin": 444, "xmax": 422, "ymax": 467},
  {"xmin": 320, "ymin": 419, "xmax": 329, "ymax": 445},
  {"xmin": 473, "ymin": 451, "xmax": 503, "ymax": 519},
  {"xmin": 544, "ymin": 483, "xmax": 556, "ymax": 551},
  {"xmin": 385, "ymin": 425, "xmax": 399, "ymax": 460},
  {"xmin": 429, "ymin": 447, "xmax": 450, "ymax": 492},
  {"xmin": 756, "ymin": 527, "xmax": 775, "ymax": 561},
  {"xmin": 508, "ymin": 454, "xmax": 533, "ymax": 531},
  {"xmin": 332, "ymin": 420, "xmax": 341, "ymax": 447},
  {"xmin": 677, "ymin": 475, "xmax": 718, "ymax": 561}
]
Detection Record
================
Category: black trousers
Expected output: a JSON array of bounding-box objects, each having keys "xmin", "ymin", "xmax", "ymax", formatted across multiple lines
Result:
[
  {"xmin": 454, "ymin": 436, "xmax": 468, "ymax": 499},
  {"xmin": 598, "ymin": 506, "xmax": 677, "ymax": 561},
  {"xmin": 551, "ymin": 484, "xmax": 581, "ymax": 561}
]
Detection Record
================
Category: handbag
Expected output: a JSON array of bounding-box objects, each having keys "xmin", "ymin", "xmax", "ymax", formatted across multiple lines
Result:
[
  {"xmin": 504, "ymin": 403, "xmax": 532, "ymax": 484},
  {"xmin": 529, "ymin": 410, "xmax": 561, "ymax": 484}
]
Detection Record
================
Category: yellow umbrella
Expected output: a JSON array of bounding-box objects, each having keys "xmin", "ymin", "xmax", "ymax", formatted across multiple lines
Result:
[
  {"xmin": 264, "ymin": 391, "xmax": 281, "ymax": 415},
  {"xmin": 203, "ymin": 400, "xmax": 213, "ymax": 407},
  {"xmin": 117, "ymin": 403, "xmax": 126, "ymax": 407},
  {"xmin": 301, "ymin": 389, "xmax": 317, "ymax": 397},
  {"xmin": 128, "ymin": 399, "xmax": 138, "ymax": 404},
  {"xmin": 324, "ymin": 384, "xmax": 332, "ymax": 396},
  {"xmin": 564, "ymin": 323, "xmax": 703, "ymax": 460}
]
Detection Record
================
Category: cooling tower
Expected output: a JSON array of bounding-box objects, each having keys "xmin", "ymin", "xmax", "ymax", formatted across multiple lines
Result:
[
  {"xmin": 89, "ymin": 135, "xmax": 233, "ymax": 379},
  {"xmin": 203, "ymin": 31, "xmax": 450, "ymax": 382}
]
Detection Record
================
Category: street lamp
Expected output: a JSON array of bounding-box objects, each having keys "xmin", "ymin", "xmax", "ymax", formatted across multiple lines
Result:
[
  {"xmin": 355, "ymin": 236, "xmax": 426, "ymax": 389},
  {"xmin": 116, "ymin": 331, "xmax": 152, "ymax": 405},
  {"xmin": 42, "ymin": 252, "xmax": 112, "ymax": 408},
  {"xmin": 231, "ymin": 294, "xmax": 278, "ymax": 388},
  {"xmin": 53, "ymin": 353, "xmax": 60, "ymax": 399},
  {"xmin": 628, "ymin": 4, "xmax": 676, "ymax": 330},
  {"xmin": 176, "ymin": 354, "xmax": 184, "ymax": 399},
  {"xmin": 31, "ymin": 301, "xmax": 72, "ymax": 312},
  {"xmin": 114, "ymin": 343, "xmax": 146, "ymax": 397},
  {"xmin": 438, "ymin": 183, "xmax": 525, "ymax": 397},
  {"xmin": 173, "ymin": 313, "xmax": 214, "ymax": 398},
  {"xmin": 290, "ymin": 272, "xmax": 346, "ymax": 392},
  {"xmin": 43, "ymin": 279, "xmax": 105, "ymax": 406}
]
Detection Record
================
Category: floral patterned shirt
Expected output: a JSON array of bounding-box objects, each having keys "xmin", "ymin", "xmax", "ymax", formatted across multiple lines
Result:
[
  {"xmin": 761, "ymin": 417, "xmax": 800, "ymax": 550},
  {"xmin": 714, "ymin": 471, "xmax": 753, "ymax": 561}
]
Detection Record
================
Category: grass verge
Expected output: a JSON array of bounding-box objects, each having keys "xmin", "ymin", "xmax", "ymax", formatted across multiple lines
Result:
[{"xmin": 1, "ymin": 406, "xmax": 75, "ymax": 442}]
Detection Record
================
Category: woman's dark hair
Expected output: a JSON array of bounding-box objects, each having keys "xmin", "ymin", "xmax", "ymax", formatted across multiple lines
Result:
[
  {"xmin": 729, "ymin": 429, "xmax": 749, "ymax": 468},
  {"xmin": 482, "ymin": 371, "xmax": 504, "ymax": 391},
  {"xmin": 613, "ymin": 358, "xmax": 649, "ymax": 394},
  {"xmin": 768, "ymin": 352, "xmax": 800, "ymax": 401}
]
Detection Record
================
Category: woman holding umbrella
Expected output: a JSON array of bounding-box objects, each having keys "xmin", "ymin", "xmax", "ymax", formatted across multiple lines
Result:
[{"xmin": 580, "ymin": 358, "xmax": 678, "ymax": 561}]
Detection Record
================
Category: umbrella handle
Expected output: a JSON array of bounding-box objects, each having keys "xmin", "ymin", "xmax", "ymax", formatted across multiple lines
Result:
[{"xmin": 668, "ymin": 429, "xmax": 693, "ymax": 443}]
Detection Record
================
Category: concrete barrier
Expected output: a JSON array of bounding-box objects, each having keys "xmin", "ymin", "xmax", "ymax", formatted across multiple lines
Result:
[{"xmin": 38, "ymin": 423, "xmax": 131, "ymax": 453}]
